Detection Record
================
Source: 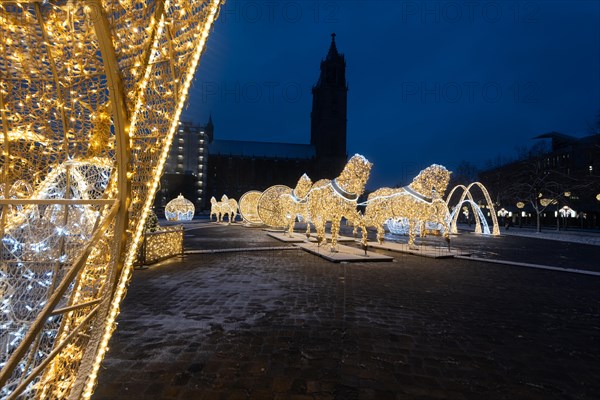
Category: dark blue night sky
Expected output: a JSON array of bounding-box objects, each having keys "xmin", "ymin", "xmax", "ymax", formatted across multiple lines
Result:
[{"xmin": 181, "ymin": 0, "xmax": 600, "ymax": 189}]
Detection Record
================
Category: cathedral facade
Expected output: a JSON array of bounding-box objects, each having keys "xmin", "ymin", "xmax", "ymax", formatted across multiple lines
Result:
[
  {"xmin": 206, "ymin": 34, "xmax": 348, "ymax": 204},
  {"xmin": 158, "ymin": 34, "xmax": 348, "ymax": 212}
]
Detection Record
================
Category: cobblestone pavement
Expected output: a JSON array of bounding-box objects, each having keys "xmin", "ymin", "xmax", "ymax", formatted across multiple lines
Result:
[{"xmin": 94, "ymin": 221, "xmax": 600, "ymax": 400}]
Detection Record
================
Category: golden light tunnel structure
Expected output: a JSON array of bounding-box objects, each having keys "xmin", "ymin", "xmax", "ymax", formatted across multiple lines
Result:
[{"xmin": 0, "ymin": 0, "xmax": 223, "ymax": 398}]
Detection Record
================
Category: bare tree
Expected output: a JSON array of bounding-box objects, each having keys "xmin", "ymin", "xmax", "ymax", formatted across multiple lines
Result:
[
  {"xmin": 450, "ymin": 160, "xmax": 479, "ymax": 187},
  {"xmin": 505, "ymin": 158, "xmax": 592, "ymax": 232}
]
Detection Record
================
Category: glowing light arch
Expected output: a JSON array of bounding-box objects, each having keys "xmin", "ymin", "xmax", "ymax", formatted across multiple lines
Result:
[{"xmin": 446, "ymin": 182, "xmax": 500, "ymax": 235}]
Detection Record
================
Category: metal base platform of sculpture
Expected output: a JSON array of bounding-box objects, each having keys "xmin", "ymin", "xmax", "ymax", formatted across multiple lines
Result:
[
  {"xmin": 267, "ymin": 231, "xmax": 356, "ymax": 243},
  {"xmin": 367, "ymin": 241, "xmax": 471, "ymax": 259},
  {"xmin": 296, "ymin": 242, "xmax": 394, "ymax": 263}
]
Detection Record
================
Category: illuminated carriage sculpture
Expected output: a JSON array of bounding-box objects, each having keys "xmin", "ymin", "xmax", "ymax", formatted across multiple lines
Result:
[{"xmin": 0, "ymin": 1, "xmax": 223, "ymax": 398}]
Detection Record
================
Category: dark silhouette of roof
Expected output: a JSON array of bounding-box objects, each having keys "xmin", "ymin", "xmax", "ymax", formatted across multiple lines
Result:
[
  {"xmin": 209, "ymin": 139, "xmax": 315, "ymax": 159},
  {"xmin": 533, "ymin": 131, "xmax": 577, "ymax": 149},
  {"xmin": 534, "ymin": 132, "xmax": 600, "ymax": 151}
]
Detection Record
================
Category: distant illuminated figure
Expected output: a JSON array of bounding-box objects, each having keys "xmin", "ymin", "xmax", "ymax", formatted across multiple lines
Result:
[
  {"xmin": 165, "ymin": 194, "xmax": 195, "ymax": 221},
  {"xmin": 210, "ymin": 195, "xmax": 238, "ymax": 223}
]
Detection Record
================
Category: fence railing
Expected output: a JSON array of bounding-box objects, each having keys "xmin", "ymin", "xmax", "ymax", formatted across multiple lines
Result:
[{"xmin": 137, "ymin": 225, "xmax": 184, "ymax": 266}]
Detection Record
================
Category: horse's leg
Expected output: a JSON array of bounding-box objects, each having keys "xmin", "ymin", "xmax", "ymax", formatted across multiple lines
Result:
[
  {"xmin": 377, "ymin": 224, "xmax": 385, "ymax": 244},
  {"xmin": 330, "ymin": 217, "xmax": 340, "ymax": 252},
  {"xmin": 315, "ymin": 219, "xmax": 325, "ymax": 245},
  {"xmin": 287, "ymin": 214, "xmax": 295, "ymax": 237},
  {"xmin": 408, "ymin": 220, "xmax": 418, "ymax": 249},
  {"xmin": 442, "ymin": 216, "xmax": 451, "ymax": 250},
  {"xmin": 360, "ymin": 222, "xmax": 369, "ymax": 253}
]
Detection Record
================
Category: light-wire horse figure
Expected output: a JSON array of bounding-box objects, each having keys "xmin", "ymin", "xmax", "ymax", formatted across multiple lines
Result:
[
  {"xmin": 307, "ymin": 154, "xmax": 372, "ymax": 251},
  {"xmin": 279, "ymin": 173, "xmax": 313, "ymax": 237},
  {"xmin": 361, "ymin": 164, "xmax": 452, "ymax": 249}
]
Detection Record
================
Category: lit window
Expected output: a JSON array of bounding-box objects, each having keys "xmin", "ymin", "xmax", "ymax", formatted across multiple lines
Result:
[{"xmin": 590, "ymin": 165, "xmax": 593, "ymax": 172}]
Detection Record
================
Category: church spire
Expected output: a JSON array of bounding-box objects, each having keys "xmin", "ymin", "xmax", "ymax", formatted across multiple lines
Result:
[
  {"xmin": 310, "ymin": 33, "xmax": 348, "ymax": 179},
  {"xmin": 205, "ymin": 113, "xmax": 214, "ymax": 142},
  {"xmin": 326, "ymin": 32, "xmax": 339, "ymax": 60}
]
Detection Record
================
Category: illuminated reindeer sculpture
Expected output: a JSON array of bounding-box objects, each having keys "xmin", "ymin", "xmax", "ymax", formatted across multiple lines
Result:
[
  {"xmin": 362, "ymin": 164, "xmax": 452, "ymax": 249},
  {"xmin": 307, "ymin": 154, "xmax": 372, "ymax": 251},
  {"xmin": 279, "ymin": 174, "xmax": 313, "ymax": 237}
]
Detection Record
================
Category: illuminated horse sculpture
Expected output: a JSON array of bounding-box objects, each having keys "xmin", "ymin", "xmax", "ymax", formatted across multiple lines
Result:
[
  {"xmin": 307, "ymin": 154, "xmax": 372, "ymax": 251},
  {"xmin": 279, "ymin": 174, "xmax": 313, "ymax": 237},
  {"xmin": 210, "ymin": 195, "xmax": 238, "ymax": 223},
  {"xmin": 362, "ymin": 164, "xmax": 452, "ymax": 249}
]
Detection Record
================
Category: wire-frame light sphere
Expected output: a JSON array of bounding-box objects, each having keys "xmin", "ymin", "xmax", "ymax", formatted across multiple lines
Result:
[{"xmin": 165, "ymin": 194, "xmax": 195, "ymax": 221}]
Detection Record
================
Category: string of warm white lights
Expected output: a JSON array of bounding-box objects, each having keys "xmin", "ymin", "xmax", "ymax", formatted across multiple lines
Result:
[
  {"xmin": 142, "ymin": 225, "xmax": 184, "ymax": 264},
  {"xmin": 0, "ymin": 0, "xmax": 223, "ymax": 398},
  {"xmin": 84, "ymin": 3, "xmax": 223, "ymax": 398}
]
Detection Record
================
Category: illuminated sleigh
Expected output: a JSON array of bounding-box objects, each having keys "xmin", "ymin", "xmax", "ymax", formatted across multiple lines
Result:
[{"xmin": 0, "ymin": 1, "xmax": 223, "ymax": 398}]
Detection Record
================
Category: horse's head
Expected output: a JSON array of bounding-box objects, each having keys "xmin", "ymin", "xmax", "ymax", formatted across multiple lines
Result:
[
  {"xmin": 336, "ymin": 154, "xmax": 372, "ymax": 196},
  {"xmin": 220, "ymin": 194, "xmax": 229, "ymax": 202},
  {"xmin": 210, "ymin": 196, "xmax": 216, "ymax": 205},
  {"xmin": 409, "ymin": 164, "xmax": 451, "ymax": 198},
  {"xmin": 293, "ymin": 173, "xmax": 312, "ymax": 199}
]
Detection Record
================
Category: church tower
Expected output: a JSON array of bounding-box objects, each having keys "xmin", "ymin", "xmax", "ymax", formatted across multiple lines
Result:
[{"xmin": 310, "ymin": 33, "xmax": 348, "ymax": 178}]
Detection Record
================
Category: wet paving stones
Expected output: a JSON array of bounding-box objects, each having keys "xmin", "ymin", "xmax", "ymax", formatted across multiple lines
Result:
[{"xmin": 93, "ymin": 222, "xmax": 600, "ymax": 400}]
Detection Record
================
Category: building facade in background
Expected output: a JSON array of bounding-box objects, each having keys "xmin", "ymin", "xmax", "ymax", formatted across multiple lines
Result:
[
  {"xmin": 206, "ymin": 33, "xmax": 348, "ymax": 203},
  {"xmin": 157, "ymin": 34, "xmax": 348, "ymax": 212},
  {"xmin": 156, "ymin": 118, "xmax": 213, "ymax": 213},
  {"xmin": 479, "ymin": 132, "xmax": 600, "ymax": 228}
]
